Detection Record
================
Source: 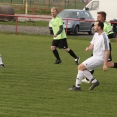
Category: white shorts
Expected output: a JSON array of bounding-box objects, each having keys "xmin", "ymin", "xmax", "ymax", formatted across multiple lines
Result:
[{"xmin": 82, "ymin": 56, "xmax": 104, "ymax": 71}]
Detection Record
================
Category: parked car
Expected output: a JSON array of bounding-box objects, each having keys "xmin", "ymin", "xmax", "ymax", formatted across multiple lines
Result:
[{"xmin": 49, "ymin": 9, "xmax": 95, "ymax": 35}]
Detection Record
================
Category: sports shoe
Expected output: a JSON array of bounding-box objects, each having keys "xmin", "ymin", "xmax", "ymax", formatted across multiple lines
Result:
[
  {"xmin": 68, "ymin": 85, "xmax": 81, "ymax": 91},
  {"xmin": 0, "ymin": 64, "xmax": 4, "ymax": 68},
  {"xmin": 75, "ymin": 57, "xmax": 80, "ymax": 65},
  {"xmin": 82, "ymin": 78, "xmax": 90, "ymax": 83},
  {"xmin": 54, "ymin": 60, "xmax": 62, "ymax": 64},
  {"xmin": 89, "ymin": 81, "xmax": 100, "ymax": 90}
]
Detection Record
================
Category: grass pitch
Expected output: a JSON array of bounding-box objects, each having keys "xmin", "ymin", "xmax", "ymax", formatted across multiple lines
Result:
[{"xmin": 0, "ymin": 34, "xmax": 117, "ymax": 117}]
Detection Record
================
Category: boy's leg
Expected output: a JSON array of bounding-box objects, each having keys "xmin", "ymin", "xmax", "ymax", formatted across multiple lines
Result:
[
  {"xmin": 0, "ymin": 54, "xmax": 4, "ymax": 67},
  {"xmin": 52, "ymin": 49, "xmax": 62, "ymax": 64},
  {"xmin": 68, "ymin": 49, "xmax": 80, "ymax": 65}
]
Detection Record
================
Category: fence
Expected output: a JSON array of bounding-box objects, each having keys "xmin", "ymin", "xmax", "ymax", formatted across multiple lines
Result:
[
  {"xmin": 0, "ymin": 14, "xmax": 117, "ymax": 37},
  {"xmin": 0, "ymin": 13, "xmax": 95, "ymax": 35},
  {"xmin": 0, "ymin": 0, "xmax": 90, "ymax": 9},
  {"xmin": 0, "ymin": 14, "xmax": 51, "ymax": 34},
  {"xmin": 0, "ymin": 0, "xmax": 92, "ymax": 15}
]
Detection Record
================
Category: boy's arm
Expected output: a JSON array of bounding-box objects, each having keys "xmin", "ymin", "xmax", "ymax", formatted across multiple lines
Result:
[
  {"xmin": 86, "ymin": 44, "xmax": 94, "ymax": 51},
  {"xmin": 103, "ymin": 50, "xmax": 110, "ymax": 71},
  {"xmin": 54, "ymin": 25, "xmax": 63, "ymax": 37}
]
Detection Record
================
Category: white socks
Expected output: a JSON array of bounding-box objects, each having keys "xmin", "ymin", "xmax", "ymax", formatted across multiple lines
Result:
[
  {"xmin": 75, "ymin": 70, "xmax": 97, "ymax": 87},
  {"xmin": 84, "ymin": 70, "xmax": 93, "ymax": 81},
  {"xmin": 84, "ymin": 70, "xmax": 97, "ymax": 83},
  {"xmin": 75, "ymin": 70, "xmax": 84, "ymax": 87},
  {"xmin": 0, "ymin": 54, "xmax": 3, "ymax": 64}
]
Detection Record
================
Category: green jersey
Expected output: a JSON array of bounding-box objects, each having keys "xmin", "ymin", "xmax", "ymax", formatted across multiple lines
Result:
[
  {"xmin": 51, "ymin": 16, "xmax": 67, "ymax": 40},
  {"xmin": 104, "ymin": 21, "xmax": 114, "ymax": 35}
]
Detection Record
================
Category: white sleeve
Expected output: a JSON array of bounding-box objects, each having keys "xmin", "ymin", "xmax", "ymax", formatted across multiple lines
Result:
[
  {"xmin": 90, "ymin": 33, "xmax": 96, "ymax": 45},
  {"xmin": 102, "ymin": 33, "xmax": 110, "ymax": 50}
]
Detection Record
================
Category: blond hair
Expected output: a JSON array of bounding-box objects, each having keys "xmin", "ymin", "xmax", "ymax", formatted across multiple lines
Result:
[{"xmin": 51, "ymin": 7, "xmax": 58, "ymax": 13}]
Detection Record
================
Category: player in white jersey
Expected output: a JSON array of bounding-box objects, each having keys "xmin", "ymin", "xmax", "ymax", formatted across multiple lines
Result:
[
  {"xmin": 83, "ymin": 32, "xmax": 109, "ymax": 70},
  {"xmin": 68, "ymin": 20, "xmax": 110, "ymax": 91},
  {"xmin": 82, "ymin": 11, "xmax": 117, "ymax": 83}
]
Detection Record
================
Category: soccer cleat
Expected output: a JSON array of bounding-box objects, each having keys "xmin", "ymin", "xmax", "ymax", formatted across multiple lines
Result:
[
  {"xmin": 0, "ymin": 64, "xmax": 4, "ymax": 68},
  {"xmin": 89, "ymin": 81, "xmax": 100, "ymax": 90},
  {"xmin": 82, "ymin": 78, "xmax": 90, "ymax": 83},
  {"xmin": 54, "ymin": 60, "xmax": 62, "ymax": 64},
  {"xmin": 68, "ymin": 85, "xmax": 81, "ymax": 91},
  {"xmin": 75, "ymin": 57, "xmax": 80, "ymax": 65}
]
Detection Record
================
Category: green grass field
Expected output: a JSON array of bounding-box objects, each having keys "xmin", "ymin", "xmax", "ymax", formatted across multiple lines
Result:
[{"xmin": 0, "ymin": 33, "xmax": 117, "ymax": 117}]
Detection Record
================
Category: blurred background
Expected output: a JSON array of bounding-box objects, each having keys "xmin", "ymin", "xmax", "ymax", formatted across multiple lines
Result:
[{"xmin": 0, "ymin": 0, "xmax": 91, "ymax": 14}]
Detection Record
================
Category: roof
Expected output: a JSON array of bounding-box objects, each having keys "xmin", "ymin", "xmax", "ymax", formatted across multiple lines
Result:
[{"xmin": 62, "ymin": 9, "xmax": 85, "ymax": 12}]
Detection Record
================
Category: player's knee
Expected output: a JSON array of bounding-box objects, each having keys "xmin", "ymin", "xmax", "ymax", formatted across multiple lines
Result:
[
  {"xmin": 64, "ymin": 48, "xmax": 70, "ymax": 52},
  {"xmin": 51, "ymin": 46, "xmax": 55, "ymax": 51},
  {"xmin": 78, "ymin": 64, "xmax": 85, "ymax": 70}
]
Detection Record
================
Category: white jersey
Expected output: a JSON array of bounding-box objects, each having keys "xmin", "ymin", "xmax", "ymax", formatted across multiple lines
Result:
[{"xmin": 91, "ymin": 32, "xmax": 110, "ymax": 60}]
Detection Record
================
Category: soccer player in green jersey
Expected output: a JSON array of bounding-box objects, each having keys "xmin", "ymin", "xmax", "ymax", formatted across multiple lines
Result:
[{"xmin": 50, "ymin": 7, "xmax": 80, "ymax": 64}]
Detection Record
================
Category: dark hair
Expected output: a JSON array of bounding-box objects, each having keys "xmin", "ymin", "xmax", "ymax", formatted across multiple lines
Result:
[
  {"xmin": 97, "ymin": 11, "xmax": 106, "ymax": 20},
  {"xmin": 95, "ymin": 20, "xmax": 104, "ymax": 29}
]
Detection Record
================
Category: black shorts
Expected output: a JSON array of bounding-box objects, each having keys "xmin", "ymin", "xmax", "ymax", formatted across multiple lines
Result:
[
  {"xmin": 108, "ymin": 42, "xmax": 112, "ymax": 62},
  {"xmin": 108, "ymin": 33, "xmax": 114, "ymax": 39},
  {"xmin": 51, "ymin": 38, "xmax": 68, "ymax": 49}
]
